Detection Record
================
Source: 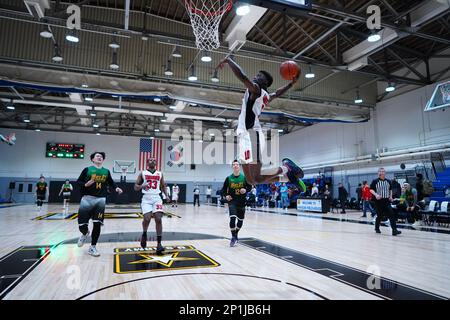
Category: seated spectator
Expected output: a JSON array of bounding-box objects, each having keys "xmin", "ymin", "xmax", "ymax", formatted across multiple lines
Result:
[{"xmin": 396, "ymin": 183, "xmax": 421, "ymax": 226}]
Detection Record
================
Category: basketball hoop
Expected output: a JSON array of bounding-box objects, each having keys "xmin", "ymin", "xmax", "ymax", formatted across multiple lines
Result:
[{"xmin": 184, "ymin": 0, "xmax": 233, "ymax": 50}]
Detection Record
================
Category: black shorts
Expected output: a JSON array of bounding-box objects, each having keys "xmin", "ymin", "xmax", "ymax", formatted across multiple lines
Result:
[
  {"xmin": 229, "ymin": 204, "xmax": 245, "ymax": 220},
  {"xmin": 36, "ymin": 194, "xmax": 45, "ymax": 201},
  {"xmin": 78, "ymin": 196, "xmax": 106, "ymax": 226},
  {"xmin": 63, "ymin": 193, "xmax": 71, "ymax": 200}
]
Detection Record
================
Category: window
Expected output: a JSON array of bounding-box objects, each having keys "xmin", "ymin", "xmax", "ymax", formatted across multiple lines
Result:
[
  {"xmin": 28, "ymin": 184, "xmax": 33, "ymax": 193},
  {"xmin": 18, "ymin": 184, "xmax": 23, "ymax": 193}
]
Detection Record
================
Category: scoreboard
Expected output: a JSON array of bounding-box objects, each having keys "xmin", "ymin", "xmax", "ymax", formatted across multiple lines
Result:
[{"xmin": 46, "ymin": 143, "xmax": 85, "ymax": 159}]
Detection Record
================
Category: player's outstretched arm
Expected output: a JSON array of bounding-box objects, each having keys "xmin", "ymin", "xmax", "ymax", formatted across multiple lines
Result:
[
  {"xmin": 218, "ymin": 57, "xmax": 260, "ymax": 94},
  {"xmin": 269, "ymin": 74, "xmax": 299, "ymax": 102}
]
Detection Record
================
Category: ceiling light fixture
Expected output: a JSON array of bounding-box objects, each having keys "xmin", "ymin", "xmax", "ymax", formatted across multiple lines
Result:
[
  {"xmin": 188, "ymin": 65, "xmax": 198, "ymax": 81},
  {"xmin": 305, "ymin": 65, "xmax": 315, "ymax": 79},
  {"xmin": 164, "ymin": 59, "xmax": 174, "ymax": 76},
  {"xmin": 40, "ymin": 24, "xmax": 53, "ymax": 38},
  {"xmin": 172, "ymin": 46, "xmax": 182, "ymax": 58},
  {"xmin": 200, "ymin": 50, "xmax": 212, "ymax": 62},
  {"xmin": 52, "ymin": 44, "xmax": 63, "ymax": 62},
  {"xmin": 236, "ymin": 4, "xmax": 250, "ymax": 16},
  {"xmin": 65, "ymin": 29, "xmax": 79, "ymax": 43},
  {"xmin": 211, "ymin": 69, "xmax": 220, "ymax": 83},
  {"xmin": 109, "ymin": 50, "xmax": 119, "ymax": 70}
]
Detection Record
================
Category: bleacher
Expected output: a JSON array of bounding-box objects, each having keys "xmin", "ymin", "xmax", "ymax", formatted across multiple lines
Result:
[
  {"xmin": 430, "ymin": 167, "xmax": 450, "ymax": 203},
  {"xmin": 418, "ymin": 167, "xmax": 450, "ymax": 226}
]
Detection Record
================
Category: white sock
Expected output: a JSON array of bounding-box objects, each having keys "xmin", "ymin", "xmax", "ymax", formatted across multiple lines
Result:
[{"xmin": 281, "ymin": 165, "xmax": 288, "ymax": 174}]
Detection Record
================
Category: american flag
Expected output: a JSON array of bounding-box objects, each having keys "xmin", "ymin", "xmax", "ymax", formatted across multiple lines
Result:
[{"xmin": 139, "ymin": 138, "xmax": 163, "ymax": 171}]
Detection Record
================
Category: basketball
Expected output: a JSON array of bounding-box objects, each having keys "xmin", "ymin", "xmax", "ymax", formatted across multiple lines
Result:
[{"xmin": 280, "ymin": 60, "xmax": 300, "ymax": 81}]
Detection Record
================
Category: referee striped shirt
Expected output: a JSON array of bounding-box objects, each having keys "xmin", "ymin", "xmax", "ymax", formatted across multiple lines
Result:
[{"xmin": 370, "ymin": 178, "xmax": 392, "ymax": 199}]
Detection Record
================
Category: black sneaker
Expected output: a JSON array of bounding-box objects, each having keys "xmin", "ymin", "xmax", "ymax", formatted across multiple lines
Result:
[
  {"xmin": 375, "ymin": 229, "xmax": 381, "ymax": 234},
  {"xmin": 392, "ymin": 230, "xmax": 402, "ymax": 236},
  {"xmin": 140, "ymin": 234, "xmax": 147, "ymax": 249},
  {"xmin": 282, "ymin": 158, "xmax": 305, "ymax": 182},
  {"xmin": 156, "ymin": 244, "xmax": 164, "ymax": 255}
]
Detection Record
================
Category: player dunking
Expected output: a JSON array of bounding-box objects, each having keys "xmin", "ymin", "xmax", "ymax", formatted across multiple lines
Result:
[
  {"xmin": 135, "ymin": 157, "xmax": 170, "ymax": 254},
  {"xmin": 218, "ymin": 57, "xmax": 306, "ymax": 191},
  {"xmin": 76, "ymin": 152, "xmax": 123, "ymax": 257}
]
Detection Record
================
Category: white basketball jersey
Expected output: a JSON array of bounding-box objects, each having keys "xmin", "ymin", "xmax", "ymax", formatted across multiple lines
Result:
[
  {"xmin": 237, "ymin": 87, "xmax": 270, "ymax": 134},
  {"xmin": 141, "ymin": 170, "xmax": 162, "ymax": 195},
  {"xmin": 172, "ymin": 186, "xmax": 179, "ymax": 195}
]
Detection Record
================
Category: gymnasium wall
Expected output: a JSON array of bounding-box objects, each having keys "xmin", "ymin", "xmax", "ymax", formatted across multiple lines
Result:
[
  {"xmin": 280, "ymin": 79, "xmax": 450, "ymax": 198},
  {"xmin": 0, "ymin": 129, "xmax": 237, "ymax": 202}
]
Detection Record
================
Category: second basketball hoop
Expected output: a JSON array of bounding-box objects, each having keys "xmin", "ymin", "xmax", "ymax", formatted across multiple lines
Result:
[{"xmin": 184, "ymin": 0, "xmax": 233, "ymax": 50}]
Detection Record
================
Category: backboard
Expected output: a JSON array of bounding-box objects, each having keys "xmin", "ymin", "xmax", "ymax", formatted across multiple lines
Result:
[
  {"xmin": 424, "ymin": 81, "xmax": 450, "ymax": 112},
  {"xmin": 113, "ymin": 160, "xmax": 136, "ymax": 174}
]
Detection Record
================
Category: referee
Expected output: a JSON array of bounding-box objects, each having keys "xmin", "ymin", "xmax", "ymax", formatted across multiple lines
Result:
[{"xmin": 370, "ymin": 168, "xmax": 401, "ymax": 236}]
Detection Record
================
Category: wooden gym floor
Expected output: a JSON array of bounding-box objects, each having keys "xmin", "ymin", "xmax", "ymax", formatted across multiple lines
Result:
[{"xmin": 0, "ymin": 203, "xmax": 449, "ymax": 300}]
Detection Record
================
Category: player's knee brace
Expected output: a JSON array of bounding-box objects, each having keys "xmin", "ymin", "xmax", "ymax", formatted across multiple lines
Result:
[
  {"xmin": 79, "ymin": 224, "xmax": 89, "ymax": 235},
  {"xmin": 236, "ymin": 218, "xmax": 244, "ymax": 229},
  {"xmin": 229, "ymin": 216, "xmax": 237, "ymax": 229}
]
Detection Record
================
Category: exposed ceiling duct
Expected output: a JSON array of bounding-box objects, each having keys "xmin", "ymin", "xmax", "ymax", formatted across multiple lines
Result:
[
  {"xmin": 343, "ymin": 28, "xmax": 400, "ymax": 65},
  {"xmin": 23, "ymin": 0, "xmax": 49, "ymax": 19},
  {"xmin": 410, "ymin": 0, "xmax": 450, "ymax": 27},
  {"xmin": 224, "ymin": 4, "xmax": 267, "ymax": 52}
]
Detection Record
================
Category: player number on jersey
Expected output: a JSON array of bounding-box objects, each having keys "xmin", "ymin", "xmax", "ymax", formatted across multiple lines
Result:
[
  {"xmin": 145, "ymin": 180, "xmax": 158, "ymax": 190},
  {"xmin": 96, "ymin": 182, "xmax": 102, "ymax": 189}
]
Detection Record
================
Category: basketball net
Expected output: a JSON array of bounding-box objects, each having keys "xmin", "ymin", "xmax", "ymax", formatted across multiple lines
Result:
[{"xmin": 184, "ymin": 0, "xmax": 232, "ymax": 50}]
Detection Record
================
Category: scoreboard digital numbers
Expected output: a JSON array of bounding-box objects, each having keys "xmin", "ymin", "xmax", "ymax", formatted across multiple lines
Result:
[{"xmin": 46, "ymin": 143, "xmax": 85, "ymax": 159}]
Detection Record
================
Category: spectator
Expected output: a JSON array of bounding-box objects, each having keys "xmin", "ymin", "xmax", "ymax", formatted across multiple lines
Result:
[
  {"xmin": 311, "ymin": 183, "xmax": 319, "ymax": 197},
  {"xmin": 391, "ymin": 177, "xmax": 402, "ymax": 199},
  {"xmin": 323, "ymin": 184, "xmax": 331, "ymax": 213},
  {"xmin": 398, "ymin": 183, "xmax": 421, "ymax": 226},
  {"xmin": 193, "ymin": 185, "xmax": 200, "ymax": 207},
  {"xmin": 280, "ymin": 183, "xmax": 290, "ymax": 210},
  {"xmin": 361, "ymin": 180, "xmax": 376, "ymax": 218},
  {"xmin": 416, "ymin": 173, "xmax": 424, "ymax": 201},
  {"xmin": 445, "ymin": 185, "xmax": 450, "ymax": 198},
  {"xmin": 370, "ymin": 168, "xmax": 401, "ymax": 236},
  {"xmin": 356, "ymin": 183, "xmax": 362, "ymax": 210},
  {"xmin": 206, "ymin": 186, "xmax": 212, "ymax": 204},
  {"xmin": 338, "ymin": 183, "xmax": 348, "ymax": 214}
]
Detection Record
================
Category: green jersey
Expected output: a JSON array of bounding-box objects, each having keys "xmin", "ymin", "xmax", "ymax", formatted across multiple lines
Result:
[
  {"xmin": 36, "ymin": 181, "xmax": 47, "ymax": 195},
  {"xmin": 77, "ymin": 166, "xmax": 117, "ymax": 197},
  {"xmin": 62, "ymin": 183, "xmax": 72, "ymax": 193},
  {"xmin": 222, "ymin": 173, "xmax": 252, "ymax": 207},
  {"xmin": 400, "ymin": 188, "xmax": 417, "ymax": 206}
]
